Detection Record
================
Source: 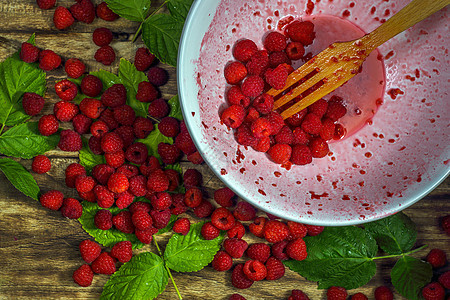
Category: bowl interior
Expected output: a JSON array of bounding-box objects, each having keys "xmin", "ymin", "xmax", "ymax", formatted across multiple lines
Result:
[{"xmin": 178, "ymin": 0, "xmax": 450, "ymax": 225}]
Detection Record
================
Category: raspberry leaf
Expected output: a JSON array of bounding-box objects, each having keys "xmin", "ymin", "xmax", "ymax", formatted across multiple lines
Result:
[
  {"xmin": 364, "ymin": 212, "xmax": 416, "ymax": 255},
  {"xmin": 104, "ymin": 0, "xmax": 151, "ymax": 22},
  {"xmin": 137, "ymin": 124, "xmax": 173, "ymax": 161},
  {"xmin": 391, "ymin": 256, "xmax": 432, "ymax": 300},
  {"xmin": 101, "ymin": 252, "xmax": 168, "ymax": 300},
  {"xmin": 118, "ymin": 58, "xmax": 149, "ymax": 117},
  {"xmin": 79, "ymin": 137, "xmax": 106, "ymax": 173},
  {"xmin": 164, "ymin": 221, "xmax": 225, "ymax": 272},
  {"xmin": 156, "ymin": 214, "xmax": 177, "ymax": 235},
  {"xmin": 284, "ymin": 226, "xmax": 377, "ymax": 290},
  {"xmin": 90, "ymin": 70, "xmax": 122, "ymax": 90},
  {"xmin": 0, "ymin": 157, "xmax": 39, "ymax": 200},
  {"xmin": 168, "ymin": 95, "xmax": 183, "ymax": 121},
  {"xmin": 0, "ymin": 122, "xmax": 59, "ymax": 159},
  {"xmin": 167, "ymin": 0, "xmax": 194, "ymax": 21},
  {"xmin": 27, "ymin": 33, "xmax": 36, "ymax": 45}
]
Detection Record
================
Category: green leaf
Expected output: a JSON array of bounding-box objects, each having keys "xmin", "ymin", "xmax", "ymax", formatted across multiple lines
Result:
[
  {"xmin": 164, "ymin": 221, "xmax": 225, "ymax": 272},
  {"xmin": 104, "ymin": 0, "xmax": 151, "ymax": 22},
  {"xmin": 0, "ymin": 157, "xmax": 39, "ymax": 200},
  {"xmin": 26, "ymin": 33, "xmax": 36, "ymax": 45},
  {"xmin": 137, "ymin": 124, "xmax": 173, "ymax": 161},
  {"xmin": 167, "ymin": 0, "xmax": 194, "ymax": 21},
  {"xmin": 118, "ymin": 59, "xmax": 149, "ymax": 117},
  {"xmin": 142, "ymin": 13, "xmax": 184, "ymax": 67},
  {"xmin": 90, "ymin": 69, "xmax": 122, "ymax": 90},
  {"xmin": 0, "ymin": 51, "xmax": 46, "ymax": 126},
  {"xmin": 101, "ymin": 252, "xmax": 168, "ymax": 300},
  {"xmin": 79, "ymin": 137, "xmax": 105, "ymax": 173},
  {"xmin": 284, "ymin": 226, "xmax": 378, "ymax": 290},
  {"xmin": 365, "ymin": 212, "xmax": 417, "ymax": 255},
  {"xmin": 156, "ymin": 214, "xmax": 177, "ymax": 235},
  {"xmin": 168, "ymin": 95, "xmax": 183, "ymax": 121},
  {"xmin": 0, "ymin": 122, "xmax": 59, "ymax": 159},
  {"xmin": 78, "ymin": 201, "xmax": 145, "ymax": 249},
  {"xmin": 391, "ymin": 256, "xmax": 432, "ymax": 300}
]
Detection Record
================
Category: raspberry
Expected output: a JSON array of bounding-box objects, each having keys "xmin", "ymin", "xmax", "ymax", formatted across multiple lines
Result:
[
  {"xmin": 231, "ymin": 264, "xmax": 254, "ymax": 289},
  {"xmin": 91, "ymin": 252, "xmax": 116, "ymax": 275},
  {"xmin": 438, "ymin": 271, "xmax": 450, "ymax": 289},
  {"xmin": 65, "ymin": 163, "xmax": 86, "ymax": 188},
  {"xmin": 113, "ymin": 105, "xmax": 136, "ymax": 126},
  {"xmin": 127, "ymin": 176, "xmax": 147, "ymax": 198},
  {"xmin": 184, "ymin": 187, "xmax": 202, "ymax": 208},
  {"xmin": 114, "ymin": 125, "xmax": 135, "ymax": 149},
  {"xmin": 139, "ymin": 156, "xmax": 161, "ymax": 177},
  {"xmin": 246, "ymin": 50, "xmax": 269, "ymax": 76},
  {"xmin": 93, "ymin": 27, "xmax": 113, "ymax": 47},
  {"xmin": 227, "ymin": 221, "xmax": 245, "ymax": 239},
  {"xmin": 241, "ymin": 75, "xmax": 264, "ymax": 98},
  {"xmin": 264, "ymin": 220, "xmax": 289, "ymax": 243},
  {"xmin": 175, "ymin": 130, "xmax": 196, "ymax": 155},
  {"xmin": 96, "ymin": 2, "xmax": 119, "ymax": 21},
  {"xmin": 308, "ymin": 98, "xmax": 328, "ymax": 117},
  {"xmin": 265, "ymin": 257, "xmax": 285, "ymax": 280},
  {"xmin": 351, "ymin": 293, "xmax": 368, "ymax": 300},
  {"xmin": 233, "ymin": 201, "xmax": 256, "ymax": 221},
  {"xmin": 54, "ymin": 101, "xmax": 79, "ymax": 121},
  {"xmin": 75, "ymin": 174, "xmax": 95, "ymax": 193},
  {"xmin": 193, "ymin": 200, "xmax": 214, "ymax": 218},
  {"xmin": 70, "ymin": 0, "xmax": 95, "ymax": 24},
  {"xmin": 293, "ymin": 127, "xmax": 310, "ymax": 145},
  {"xmin": 227, "ymin": 85, "xmax": 250, "ymax": 107},
  {"xmin": 102, "ymin": 84, "xmax": 127, "ymax": 108},
  {"xmin": 79, "ymin": 239, "xmax": 101, "ymax": 264},
  {"xmin": 101, "ymin": 132, "xmax": 123, "ymax": 153},
  {"xmin": 286, "ymin": 238, "xmax": 307, "ymax": 261},
  {"xmin": 171, "ymin": 193, "xmax": 188, "ymax": 215},
  {"xmin": 73, "ymin": 264, "xmax": 94, "ymax": 287},
  {"xmin": 275, "ymin": 126, "xmax": 294, "ymax": 145},
  {"xmin": 224, "ymin": 61, "xmax": 248, "ymax": 85},
  {"xmin": 233, "ymin": 39, "xmax": 258, "ymax": 63},
  {"xmin": 325, "ymin": 96, "xmax": 347, "ymax": 121},
  {"xmin": 182, "ymin": 169, "xmax": 201, "ymax": 189},
  {"xmin": 309, "ymin": 137, "xmax": 329, "ymax": 158},
  {"xmin": 211, "ymin": 207, "xmax": 235, "ymax": 231},
  {"xmin": 147, "ymin": 67, "xmax": 169, "ymax": 86},
  {"xmin": 267, "ymin": 144, "xmax": 292, "ymax": 164},
  {"xmin": 265, "ymin": 112, "xmax": 283, "ymax": 135},
  {"xmin": 132, "ymin": 210, "xmax": 153, "ymax": 230},
  {"xmin": 73, "ymin": 114, "xmax": 92, "ymax": 135},
  {"xmin": 265, "ymin": 65, "xmax": 288, "ymax": 90},
  {"xmin": 53, "ymin": 6, "xmax": 75, "ymax": 30},
  {"xmin": 374, "ymin": 286, "xmax": 393, "ymax": 300},
  {"xmin": 422, "ymin": 282, "xmax": 445, "ymax": 300},
  {"xmin": 286, "ymin": 42, "xmax": 305, "ymax": 60},
  {"xmin": 334, "ymin": 123, "xmax": 346, "ymax": 140},
  {"xmin": 95, "ymin": 45, "xmax": 116, "ymax": 66},
  {"xmin": 212, "ymin": 250, "xmax": 233, "ymax": 271},
  {"xmin": 223, "ymin": 238, "xmax": 248, "ymax": 258},
  {"xmin": 268, "ymin": 51, "xmax": 291, "ymax": 68},
  {"xmin": 116, "ymin": 164, "xmax": 138, "ymax": 178},
  {"xmin": 65, "ymin": 58, "xmax": 85, "ymax": 79},
  {"xmin": 58, "ymin": 129, "xmax": 82, "ymax": 152},
  {"xmin": 320, "ymin": 118, "xmax": 336, "ymax": 141},
  {"xmin": 124, "ymin": 143, "xmax": 147, "ymax": 165},
  {"xmin": 148, "ymin": 98, "xmax": 170, "ymax": 119},
  {"xmin": 115, "ymin": 191, "xmax": 135, "ymax": 210},
  {"xmin": 135, "ymin": 226, "xmax": 158, "ymax": 244},
  {"xmin": 20, "ymin": 42, "xmax": 39, "ymax": 63},
  {"xmin": 188, "ymin": 151, "xmax": 204, "ymax": 164},
  {"xmin": 327, "ymin": 286, "xmax": 348, "ymax": 300},
  {"xmin": 157, "ymin": 117, "xmax": 179, "ymax": 138},
  {"xmin": 230, "ymin": 294, "xmax": 247, "ymax": 300},
  {"xmin": 81, "ymin": 75, "xmax": 103, "ymax": 97},
  {"xmin": 94, "ymin": 185, "xmax": 115, "ymax": 208},
  {"xmin": 287, "ymin": 221, "xmax": 308, "ymax": 240},
  {"xmin": 289, "ymin": 290, "xmax": 310, "ymax": 300},
  {"xmin": 306, "ymin": 224, "xmax": 325, "ymax": 236},
  {"xmin": 147, "ymin": 169, "xmax": 169, "ymax": 192},
  {"xmin": 172, "ymin": 218, "xmax": 190, "ymax": 235},
  {"xmin": 132, "ymin": 117, "xmax": 153, "ymax": 139},
  {"xmin": 92, "ymin": 164, "xmax": 114, "ymax": 185},
  {"xmin": 134, "ymin": 48, "xmax": 156, "ymax": 71},
  {"xmin": 108, "ymin": 172, "xmax": 129, "ymax": 194},
  {"xmin": 252, "ymin": 93, "xmax": 274, "ymax": 114},
  {"xmin": 271, "ymin": 241, "xmax": 289, "ymax": 260},
  {"xmin": 201, "ymin": 222, "xmax": 220, "ymax": 240},
  {"xmin": 94, "ymin": 209, "xmax": 113, "ymax": 230},
  {"xmin": 249, "ymin": 217, "xmax": 267, "ymax": 238},
  {"xmin": 39, "ymin": 49, "xmax": 61, "ymax": 71},
  {"xmin": 129, "ymin": 201, "xmax": 151, "ymax": 214},
  {"xmin": 40, "ymin": 190, "xmax": 64, "ymax": 210},
  {"xmin": 247, "ymin": 243, "xmax": 271, "ymax": 263},
  {"xmin": 136, "ymin": 81, "xmax": 158, "ymax": 103},
  {"xmin": 90, "ymin": 120, "xmax": 109, "ymax": 138},
  {"xmin": 36, "ymin": 0, "xmax": 56, "ymax": 10},
  {"xmin": 150, "ymin": 209, "xmax": 171, "ymax": 229},
  {"xmin": 286, "ymin": 108, "xmax": 308, "ymax": 127},
  {"xmin": 220, "ymin": 105, "xmax": 246, "ymax": 129},
  {"xmin": 99, "ymin": 109, "xmax": 119, "ymax": 131},
  {"xmin": 243, "ymin": 259, "xmax": 267, "ymax": 281},
  {"xmin": 291, "ymin": 144, "xmax": 312, "ymax": 165},
  {"xmin": 253, "ymin": 138, "xmax": 271, "ymax": 153},
  {"xmin": 150, "ymin": 192, "xmax": 172, "ymax": 211},
  {"xmin": 111, "ymin": 241, "xmax": 132, "ymax": 263},
  {"xmin": 251, "ymin": 117, "xmax": 272, "ymax": 138},
  {"xmin": 264, "ymin": 31, "xmax": 287, "ymax": 52},
  {"xmin": 78, "ymin": 190, "xmax": 96, "ymax": 203},
  {"xmin": 285, "ymin": 20, "xmax": 316, "ymax": 46},
  {"xmin": 441, "ymin": 215, "xmax": 450, "ymax": 235},
  {"xmin": 426, "ymin": 248, "xmax": 447, "ymax": 268},
  {"xmin": 301, "ymin": 113, "xmax": 322, "ymax": 134},
  {"xmin": 214, "ymin": 187, "xmax": 236, "ymax": 208},
  {"xmin": 80, "ymin": 98, "xmax": 105, "ymax": 119},
  {"xmin": 158, "ymin": 143, "xmax": 181, "ymax": 164},
  {"xmin": 113, "ymin": 211, "xmax": 134, "ymax": 233},
  {"xmin": 32, "ymin": 155, "xmax": 51, "ymax": 174}
]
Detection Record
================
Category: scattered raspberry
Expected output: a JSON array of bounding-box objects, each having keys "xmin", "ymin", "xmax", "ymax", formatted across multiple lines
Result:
[
  {"xmin": 150, "ymin": 192, "xmax": 172, "ymax": 211},
  {"xmin": 184, "ymin": 187, "xmax": 203, "ymax": 208},
  {"xmin": 171, "ymin": 193, "xmax": 188, "ymax": 215},
  {"xmin": 233, "ymin": 201, "xmax": 256, "ymax": 221},
  {"xmin": 426, "ymin": 248, "xmax": 447, "ymax": 268},
  {"xmin": 193, "ymin": 200, "xmax": 214, "ymax": 218},
  {"xmin": 78, "ymin": 190, "xmax": 96, "ymax": 203},
  {"xmin": 273, "ymin": 126, "xmax": 293, "ymax": 145},
  {"xmin": 72, "ymin": 264, "xmax": 93, "ymax": 287},
  {"xmin": 223, "ymin": 238, "xmax": 248, "ymax": 258},
  {"xmin": 286, "ymin": 238, "xmax": 307, "ymax": 261},
  {"xmin": 55, "ymin": 79, "xmax": 78, "ymax": 102},
  {"xmin": 135, "ymin": 226, "xmax": 158, "ymax": 244},
  {"xmin": 107, "ymin": 172, "xmax": 129, "ymax": 194},
  {"xmin": 75, "ymin": 174, "xmax": 95, "ymax": 193},
  {"xmin": 39, "ymin": 49, "xmax": 61, "ymax": 71},
  {"xmin": 136, "ymin": 81, "xmax": 158, "ymax": 103},
  {"xmin": 265, "ymin": 65, "xmax": 288, "ymax": 90},
  {"xmin": 92, "ymin": 164, "xmax": 114, "ymax": 185},
  {"xmin": 250, "ymin": 118, "xmax": 271, "ymax": 139},
  {"xmin": 148, "ymin": 98, "xmax": 170, "ymax": 119},
  {"xmin": 264, "ymin": 31, "xmax": 287, "ymax": 52},
  {"xmin": 231, "ymin": 264, "xmax": 254, "ymax": 289},
  {"xmin": 125, "ymin": 143, "xmax": 148, "ymax": 165},
  {"xmin": 201, "ymin": 222, "xmax": 220, "ymax": 240},
  {"xmin": 70, "ymin": 0, "xmax": 95, "ymax": 24},
  {"xmin": 229, "ymin": 294, "xmax": 247, "ymax": 300},
  {"xmin": 147, "ymin": 67, "xmax": 169, "ymax": 87},
  {"xmin": 284, "ymin": 20, "xmax": 316, "ymax": 45},
  {"xmin": 211, "ymin": 207, "xmax": 235, "ymax": 231},
  {"xmin": 188, "ymin": 151, "xmax": 204, "ymax": 165},
  {"xmin": 114, "ymin": 125, "xmax": 135, "ymax": 148},
  {"xmin": 213, "ymin": 188, "xmax": 235, "ymax": 208},
  {"xmin": 96, "ymin": 2, "xmax": 119, "ymax": 21},
  {"xmin": 105, "ymin": 150, "xmax": 125, "ymax": 168},
  {"xmin": 438, "ymin": 271, "xmax": 450, "ymax": 289},
  {"xmin": 99, "ymin": 108, "xmax": 119, "ymax": 131},
  {"xmin": 94, "ymin": 185, "xmax": 115, "ymax": 208},
  {"xmin": 264, "ymin": 220, "xmax": 289, "ymax": 243},
  {"xmin": 172, "ymin": 218, "xmax": 190, "ymax": 235},
  {"xmin": 134, "ymin": 48, "xmax": 156, "ymax": 71},
  {"xmin": 53, "ymin": 6, "xmax": 75, "ymax": 30},
  {"xmin": 65, "ymin": 58, "xmax": 85, "ymax": 78},
  {"xmin": 91, "ymin": 252, "xmax": 116, "ymax": 275},
  {"xmin": 40, "ymin": 190, "xmax": 64, "ymax": 210},
  {"xmin": 320, "ymin": 118, "xmax": 336, "ymax": 141},
  {"xmin": 227, "ymin": 85, "xmax": 251, "ymax": 107},
  {"xmin": 325, "ymin": 96, "xmax": 347, "ymax": 121},
  {"xmin": 247, "ymin": 243, "xmax": 271, "ymax": 264},
  {"xmin": 129, "ymin": 201, "xmax": 151, "ymax": 214},
  {"xmin": 252, "ymin": 93, "xmax": 274, "ymax": 114},
  {"xmin": 31, "ymin": 155, "xmax": 51, "ymax": 174},
  {"xmin": 286, "ymin": 42, "xmax": 305, "ymax": 60},
  {"xmin": 182, "ymin": 169, "xmax": 201, "ymax": 190},
  {"xmin": 293, "ymin": 127, "xmax": 310, "ymax": 145},
  {"xmin": 80, "ymin": 98, "xmax": 104, "ymax": 119},
  {"xmin": 224, "ymin": 61, "xmax": 248, "ymax": 85},
  {"xmin": 264, "ymin": 112, "xmax": 283, "ymax": 135},
  {"xmin": 111, "ymin": 241, "xmax": 133, "ymax": 263},
  {"xmin": 90, "ymin": 120, "xmax": 109, "ymax": 138},
  {"xmin": 158, "ymin": 117, "xmax": 179, "ymax": 138},
  {"xmin": 306, "ymin": 224, "xmax": 325, "ymax": 236},
  {"xmin": 54, "ymin": 101, "xmax": 79, "ymax": 122},
  {"xmin": 241, "ymin": 75, "xmax": 264, "ymax": 98},
  {"xmin": 290, "ymin": 144, "xmax": 312, "ymax": 165},
  {"xmin": 81, "ymin": 74, "xmax": 103, "ymax": 97},
  {"xmin": 309, "ymin": 137, "xmax": 329, "ymax": 158},
  {"xmin": 95, "ymin": 45, "xmax": 116, "ymax": 66},
  {"xmin": 20, "ymin": 42, "xmax": 39, "ymax": 63},
  {"xmin": 271, "ymin": 240, "xmax": 289, "ymax": 260},
  {"xmin": 227, "ymin": 220, "xmax": 245, "ymax": 239},
  {"xmin": 249, "ymin": 217, "xmax": 267, "ymax": 238},
  {"xmin": 79, "ymin": 239, "xmax": 101, "ymax": 264},
  {"xmin": 289, "ymin": 290, "xmax": 310, "ymax": 300},
  {"xmin": 243, "ymin": 259, "xmax": 268, "ymax": 282},
  {"xmin": 351, "ymin": 293, "xmax": 368, "ymax": 300},
  {"xmin": 246, "ymin": 50, "xmax": 269, "ymax": 76},
  {"xmin": 265, "ymin": 257, "xmax": 285, "ymax": 280},
  {"xmin": 268, "ymin": 51, "xmax": 291, "ymax": 68},
  {"xmin": 147, "ymin": 169, "xmax": 169, "ymax": 192},
  {"xmin": 221, "ymin": 105, "xmax": 246, "ymax": 129},
  {"xmin": 158, "ymin": 143, "xmax": 181, "ymax": 164},
  {"xmin": 233, "ymin": 39, "xmax": 258, "ymax": 63},
  {"xmin": 422, "ymin": 282, "xmax": 445, "ymax": 300},
  {"xmin": 287, "ymin": 221, "xmax": 308, "ymax": 240},
  {"xmin": 308, "ymin": 98, "xmax": 328, "ymax": 117},
  {"xmin": 58, "ymin": 129, "xmax": 82, "ymax": 152},
  {"xmin": 150, "ymin": 209, "xmax": 171, "ymax": 229},
  {"xmin": 327, "ymin": 286, "xmax": 348, "ymax": 300},
  {"xmin": 374, "ymin": 286, "xmax": 393, "ymax": 300},
  {"xmin": 36, "ymin": 0, "xmax": 56, "ymax": 10},
  {"xmin": 441, "ymin": 215, "xmax": 450, "ymax": 235},
  {"xmin": 112, "ymin": 211, "xmax": 134, "ymax": 234},
  {"xmin": 22, "ymin": 92, "xmax": 44, "ymax": 116},
  {"xmin": 101, "ymin": 132, "xmax": 123, "ymax": 153},
  {"xmin": 212, "ymin": 250, "xmax": 233, "ymax": 271},
  {"xmin": 94, "ymin": 209, "xmax": 113, "ymax": 230},
  {"xmin": 116, "ymin": 164, "xmax": 139, "ymax": 179},
  {"xmin": 175, "ymin": 129, "xmax": 196, "ymax": 155},
  {"xmin": 301, "ymin": 113, "xmax": 322, "ymax": 134},
  {"xmin": 93, "ymin": 27, "xmax": 113, "ymax": 47},
  {"xmin": 65, "ymin": 163, "xmax": 86, "ymax": 188},
  {"xmin": 115, "ymin": 191, "xmax": 135, "ymax": 210},
  {"xmin": 286, "ymin": 108, "xmax": 308, "ymax": 127},
  {"xmin": 267, "ymin": 144, "xmax": 292, "ymax": 164}
]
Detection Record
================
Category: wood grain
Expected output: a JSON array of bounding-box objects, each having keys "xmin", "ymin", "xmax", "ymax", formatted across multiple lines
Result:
[{"xmin": 0, "ymin": 1, "xmax": 449, "ymax": 299}]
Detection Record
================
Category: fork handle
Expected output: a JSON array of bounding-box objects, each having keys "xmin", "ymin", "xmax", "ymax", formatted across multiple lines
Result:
[{"xmin": 362, "ymin": 0, "xmax": 449, "ymax": 50}]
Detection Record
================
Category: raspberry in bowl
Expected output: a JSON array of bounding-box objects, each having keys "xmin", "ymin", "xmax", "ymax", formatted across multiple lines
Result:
[{"xmin": 177, "ymin": 0, "xmax": 449, "ymax": 225}]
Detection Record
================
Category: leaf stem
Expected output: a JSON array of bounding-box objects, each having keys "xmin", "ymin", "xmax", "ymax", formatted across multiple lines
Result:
[
  {"xmin": 372, "ymin": 245, "xmax": 428, "ymax": 260},
  {"xmin": 153, "ymin": 236, "xmax": 183, "ymax": 300},
  {"xmin": 0, "ymin": 106, "xmax": 14, "ymax": 136},
  {"xmin": 132, "ymin": 0, "xmax": 170, "ymax": 43}
]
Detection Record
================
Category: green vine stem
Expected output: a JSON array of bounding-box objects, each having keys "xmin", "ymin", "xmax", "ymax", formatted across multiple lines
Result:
[
  {"xmin": 371, "ymin": 244, "xmax": 428, "ymax": 260},
  {"xmin": 153, "ymin": 236, "xmax": 183, "ymax": 300},
  {"xmin": 132, "ymin": 0, "xmax": 170, "ymax": 43}
]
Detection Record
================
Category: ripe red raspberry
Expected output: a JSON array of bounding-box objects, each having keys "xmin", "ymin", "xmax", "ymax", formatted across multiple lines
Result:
[
  {"xmin": 268, "ymin": 144, "xmax": 292, "ymax": 164},
  {"xmin": 129, "ymin": 201, "xmax": 151, "ymax": 214},
  {"xmin": 58, "ymin": 129, "xmax": 82, "ymax": 152},
  {"xmin": 249, "ymin": 217, "xmax": 267, "ymax": 238},
  {"xmin": 286, "ymin": 108, "xmax": 307, "ymax": 127},
  {"xmin": 230, "ymin": 294, "xmax": 247, "ymax": 300},
  {"xmin": 95, "ymin": 45, "xmax": 116, "ymax": 66},
  {"xmin": 75, "ymin": 174, "xmax": 95, "ymax": 193},
  {"xmin": 265, "ymin": 65, "xmax": 288, "ymax": 90},
  {"xmin": 271, "ymin": 240, "xmax": 289, "ymax": 260},
  {"xmin": 246, "ymin": 50, "xmax": 269, "ymax": 76},
  {"xmin": 158, "ymin": 117, "xmax": 179, "ymax": 138},
  {"xmin": 252, "ymin": 93, "xmax": 274, "ymax": 114},
  {"xmin": 287, "ymin": 221, "xmax": 308, "ymax": 240},
  {"xmin": 327, "ymin": 286, "xmax": 348, "ymax": 300},
  {"xmin": 94, "ymin": 185, "xmax": 115, "ymax": 208},
  {"xmin": 40, "ymin": 190, "xmax": 64, "ymax": 210},
  {"xmin": 233, "ymin": 39, "xmax": 258, "ymax": 63},
  {"xmin": 65, "ymin": 163, "xmax": 86, "ymax": 188},
  {"xmin": 231, "ymin": 264, "xmax": 254, "ymax": 289},
  {"xmin": 175, "ymin": 129, "xmax": 196, "ymax": 155},
  {"xmin": 289, "ymin": 289, "xmax": 310, "ymax": 300},
  {"xmin": 441, "ymin": 215, "xmax": 450, "ymax": 235},
  {"xmin": 184, "ymin": 187, "xmax": 203, "ymax": 208},
  {"xmin": 136, "ymin": 81, "xmax": 158, "ymax": 103},
  {"xmin": 171, "ymin": 193, "xmax": 188, "ymax": 215},
  {"xmin": 201, "ymin": 222, "xmax": 220, "ymax": 240},
  {"xmin": 309, "ymin": 137, "xmax": 329, "ymax": 158},
  {"xmin": 241, "ymin": 75, "xmax": 264, "ymax": 98},
  {"xmin": 113, "ymin": 211, "xmax": 135, "ymax": 233},
  {"xmin": 54, "ymin": 101, "xmax": 79, "ymax": 122},
  {"xmin": 134, "ymin": 48, "xmax": 156, "ymax": 71},
  {"xmin": 211, "ymin": 250, "xmax": 233, "ymax": 271},
  {"xmin": 264, "ymin": 220, "xmax": 289, "ymax": 243},
  {"xmin": 147, "ymin": 67, "xmax": 169, "ymax": 86},
  {"xmin": 224, "ymin": 61, "xmax": 248, "ymax": 85},
  {"xmin": 80, "ymin": 98, "xmax": 104, "ymax": 119},
  {"xmin": 135, "ymin": 226, "xmax": 158, "ymax": 244},
  {"xmin": 233, "ymin": 201, "xmax": 256, "ymax": 221},
  {"xmin": 306, "ymin": 224, "xmax": 325, "ymax": 236},
  {"xmin": 64, "ymin": 58, "xmax": 85, "ymax": 79},
  {"xmin": 221, "ymin": 105, "xmax": 246, "ymax": 129},
  {"xmin": 172, "ymin": 218, "xmax": 190, "ymax": 235},
  {"xmin": 55, "ymin": 80, "xmax": 78, "ymax": 101},
  {"xmin": 247, "ymin": 243, "xmax": 271, "ymax": 263},
  {"xmin": 227, "ymin": 85, "xmax": 251, "ymax": 107},
  {"xmin": 264, "ymin": 31, "xmax": 287, "ymax": 52},
  {"xmin": 110, "ymin": 241, "xmax": 133, "ymax": 263},
  {"xmin": 151, "ymin": 192, "xmax": 172, "ymax": 211},
  {"xmin": 147, "ymin": 169, "xmax": 169, "ymax": 192},
  {"xmin": 351, "ymin": 293, "xmax": 368, "ymax": 300},
  {"xmin": 325, "ymin": 96, "xmax": 347, "ymax": 121},
  {"xmin": 132, "ymin": 117, "xmax": 153, "ymax": 139},
  {"xmin": 148, "ymin": 98, "xmax": 170, "ymax": 119},
  {"xmin": 92, "ymin": 164, "xmax": 114, "ymax": 185},
  {"xmin": 214, "ymin": 187, "xmax": 235, "ymax": 207},
  {"xmin": 31, "ymin": 155, "xmax": 51, "ymax": 174},
  {"xmin": 293, "ymin": 127, "xmax": 310, "ymax": 145},
  {"xmin": 93, "ymin": 27, "xmax": 113, "ymax": 47},
  {"xmin": 291, "ymin": 144, "xmax": 313, "ymax": 165},
  {"xmin": 125, "ymin": 143, "xmax": 148, "ymax": 165},
  {"xmin": 265, "ymin": 111, "xmax": 283, "ymax": 135},
  {"xmin": 301, "ymin": 113, "xmax": 322, "ymax": 134},
  {"xmin": 223, "ymin": 238, "xmax": 248, "ymax": 258},
  {"xmin": 81, "ymin": 74, "xmax": 103, "ymax": 97},
  {"xmin": 227, "ymin": 220, "xmax": 245, "ymax": 239},
  {"xmin": 265, "ymin": 257, "xmax": 285, "ymax": 280},
  {"xmin": 78, "ymin": 190, "xmax": 96, "ymax": 203},
  {"xmin": 183, "ymin": 168, "xmax": 202, "ymax": 188},
  {"xmin": 251, "ymin": 117, "xmax": 272, "ymax": 138},
  {"xmin": 36, "ymin": 0, "xmax": 56, "ymax": 10},
  {"xmin": 158, "ymin": 143, "xmax": 181, "ymax": 164},
  {"xmin": 101, "ymin": 132, "xmax": 123, "ymax": 153},
  {"xmin": 286, "ymin": 238, "xmax": 307, "ymax": 261},
  {"xmin": 308, "ymin": 98, "xmax": 328, "ymax": 117},
  {"xmin": 268, "ymin": 51, "xmax": 291, "ymax": 68},
  {"xmin": 39, "ymin": 49, "xmax": 61, "ymax": 71},
  {"xmin": 91, "ymin": 252, "xmax": 116, "ymax": 275},
  {"xmin": 90, "ymin": 120, "xmax": 108, "ymax": 138},
  {"xmin": 79, "ymin": 239, "xmax": 101, "ymax": 264},
  {"xmin": 53, "ymin": 6, "xmax": 75, "ymax": 30},
  {"xmin": 150, "ymin": 209, "xmax": 171, "ymax": 229},
  {"xmin": 374, "ymin": 286, "xmax": 393, "ymax": 300},
  {"xmin": 116, "ymin": 164, "xmax": 140, "ymax": 179},
  {"xmin": 426, "ymin": 248, "xmax": 447, "ymax": 268},
  {"xmin": 96, "ymin": 2, "xmax": 119, "ymax": 21},
  {"xmin": 20, "ymin": 42, "xmax": 39, "ymax": 63},
  {"xmin": 320, "ymin": 118, "xmax": 336, "ymax": 141},
  {"xmin": 252, "ymin": 136, "xmax": 270, "ymax": 152},
  {"xmin": 72, "ymin": 264, "xmax": 94, "ymax": 287},
  {"xmin": 212, "ymin": 207, "xmax": 235, "ymax": 231},
  {"xmin": 139, "ymin": 156, "xmax": 160, "ymax": 177},
  {"xmin": 189, "ymin": 150, "xmax": 205, "ymax": 164},
  {"xmin": 243, "ymin": 259, "xmax": 267, "ymax": 281},
  {"xmin": 114, "ymin": 105, "xmax": 136, "ymax": 125},
  {"xmin": 275, "ymin": 126, "xmax": 294, "ymax": 145},
  {"xmin": 107, "ymin": 173, "xmax": 129, "ymax": 194},
  {"xmin": 438, "ymin": 271, "xmax": 450, "ymax": 289},
  {"xmin": 100, "ymin": 109, "xmax": 119, "ymax": 131},
  {"xmin": 284, "ymin": 20, "xmax": 316, "ymax": 46},
  {"xmin": 94, "ymin": 209, "xmax": 113, "ymax": 230},
  {"xmin": 422, "ymin": 282, "xmax": 445, "ymax": 300},
  {"xmin": 286, "ymin": 42, "xmax": 305, "ymax": 60},
  {"xmin": 115, "ymin": 191, "xmax": 135, "ymax": 209},
  {"xmin": 114, "ymin": 125, "xmax": 135, "ymax": 148},
  {"xmin": 101, "ymin": 84, "xmax": 126, "ymax": 108},
  {"xmin": 70, "ymin": 0, "xmax": 95, "ymax": 24}
]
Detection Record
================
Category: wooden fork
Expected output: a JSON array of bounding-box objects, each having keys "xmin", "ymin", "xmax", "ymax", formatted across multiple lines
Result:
[{"xmin": 269, "ymin": 0, "xmax": 449, "ymax": 120}]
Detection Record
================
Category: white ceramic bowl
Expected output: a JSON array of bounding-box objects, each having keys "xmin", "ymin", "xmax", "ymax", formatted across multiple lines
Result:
[{"xmin": 178, "ymin": 0, "xmax": 449, "ymax": 225}]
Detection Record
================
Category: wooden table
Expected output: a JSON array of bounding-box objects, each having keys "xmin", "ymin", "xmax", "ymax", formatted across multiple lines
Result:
[{"xmin": 0, "ymin": 1, "xmax": 449, "ymax": 299}]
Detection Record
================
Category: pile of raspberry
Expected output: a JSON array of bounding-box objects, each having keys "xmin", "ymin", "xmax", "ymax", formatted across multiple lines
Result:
[{"xmin": 220, "ymin": 20, "xmax": 347, "ymax": 166}]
